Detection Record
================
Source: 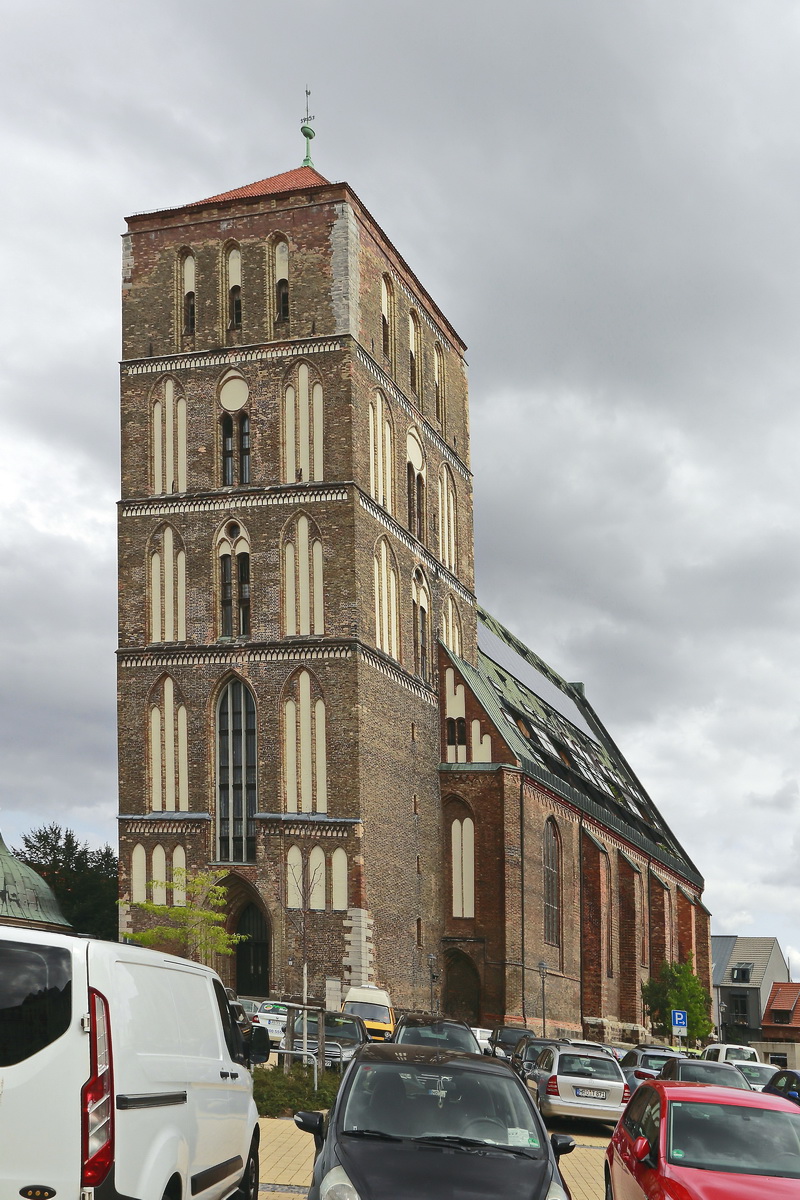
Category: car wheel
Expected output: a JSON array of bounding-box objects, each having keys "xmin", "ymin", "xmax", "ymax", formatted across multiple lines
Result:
[{"xmin": 236, "ymin": 1137, "xmax": 259, "ymax": 1200}]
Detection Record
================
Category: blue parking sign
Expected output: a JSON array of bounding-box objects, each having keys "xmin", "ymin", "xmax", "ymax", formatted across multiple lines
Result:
[{"xmin": 671, "ymin": 1009, "xmax": 687, "ymax": 1031}]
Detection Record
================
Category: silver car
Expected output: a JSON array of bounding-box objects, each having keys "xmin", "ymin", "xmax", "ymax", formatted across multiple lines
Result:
[{"xmin": 529, "ymin": 1045, "xmax": 628, "ymax": 1124}]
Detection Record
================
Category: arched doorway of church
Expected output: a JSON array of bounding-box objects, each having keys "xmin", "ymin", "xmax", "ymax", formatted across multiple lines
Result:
[
  {"xmin": 443, "ymin": 950, "xmax": 481, "ymax": 1024},
  {"xmin": 235, "ymin": 903, "xmax": 270, "ymax": 996}
]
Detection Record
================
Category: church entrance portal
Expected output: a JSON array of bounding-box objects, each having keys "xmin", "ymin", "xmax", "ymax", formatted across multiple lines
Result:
[
  {"xmin": 443, "ymin": 950, "xmax": 481, "ymax": 1024},
  {"xmin": 235, "ymin": 904, "xmax": 269, "ymax": 996}
]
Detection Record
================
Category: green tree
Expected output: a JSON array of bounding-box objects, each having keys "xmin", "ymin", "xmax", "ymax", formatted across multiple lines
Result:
[
  {"xmin": 14, "ymin": 823, "xmax": 119, "ymax": 941},
  {"xmin": 642, "ymin": 954, "xmax": 713, "ymax": 1043},
  {"xmin": 127, "ymin": 867, "xmax": 245, "ymax": 963}
]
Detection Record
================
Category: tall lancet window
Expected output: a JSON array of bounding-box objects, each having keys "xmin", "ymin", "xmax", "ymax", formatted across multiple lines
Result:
[
  {"xmin": 380, "ymin": 275, "xmax": 394, "ymax": 366},
  {"xmin": 543, "ymin": 819, "xmax": 561, "ymax": 948},
  {"xmin": 275, "ymin": 238, "xmax": 289, "ymax": 321},
  {"xmin": 217, "ymin": 521, "xmax": 251, "ymax": 639},
  {"xmin": 152, "ymin": 377, "xmax": 187, "ymax": 495},
  {"xmin": 368, "ymin": 391, "xmax": 394, "ymax": 512},
  {"xmin": 283, "ymin": 362, "xmax": 323, "ymax": 483},
  {"xmin": 217, "ymin": 678, "xmax": 257, "ymax": 863},
  {"xmin": 441, "ymin": 594, "xmax": 462, "ymax": 657},
  {"xmin": 438, "ymin": 464, "xmax": 458, "ymax": 572},
  {"xmin": 451, "ymin": 816, "xmax": 475, "ymax": 918},
  {"xmin": 283, "ymin": 669, "xmax": 328, "ymax": 815},
  {"xmin": 283, "ymin": 514, "xmax": 324, "ymax": 636},
  {"xmin": 434, "ymin": 342, "xmax": 445, "ymax": 427},
  {"xmin": 406, "ymin": 429, "xmax": 426, "ymax": 543},
  {"xmin": 180, "ymin": 250, "xmax": 196, "ymax": 338},
  {"xmin": 226, "ymin": 245, "xmax": 242, "ymax": 329},
  {"xmin": 373, "ymin": 537, "xmax": 400, "ymax": 660},
  {"xmin": 149, "ymin": 675, "xmax": 189, "ymax": 814},
  {"xmin": 149, "ymin": 524, "xmax": 186, "ymax": 643},
  {"xmin": 411, "ymin": 569, "xmax": 430, "ymax": 682},
  {"xmin": 408, "ymin": 311, "xmax": 421, "ymax": 396}
]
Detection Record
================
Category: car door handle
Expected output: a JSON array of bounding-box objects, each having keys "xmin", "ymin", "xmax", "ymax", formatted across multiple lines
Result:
[
  {"xmin": 230, "ymin": 1071, "xmax": 239, "ymax": 1079},
  {"xmin": 220, "ymin": 1070, "xmax": 230, "ymax": 1079}
]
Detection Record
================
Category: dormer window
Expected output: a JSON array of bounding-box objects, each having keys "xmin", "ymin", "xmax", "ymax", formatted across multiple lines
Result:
[{"xmin": 731, "ymin": 963, "xmax": 753, "ymax": 983}]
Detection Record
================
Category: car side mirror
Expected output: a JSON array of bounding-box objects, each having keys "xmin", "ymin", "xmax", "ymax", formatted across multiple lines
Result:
[
  {"xmin": 551, "ymin": 1134, "xmax": 575, "ymax": 1158},
  {"xmin": 788, "ymin": 1091, "xmax": 799, "ymax": 1100},
  {"xmin": 483, "ymin": 1047, "xmax": 492, "ymax": 1055},
  {"xmin": 295, "ymin": 1111, "xmax": 325, "ymax": 1138},
  {"xmin": 633, "ymin": 1136, "xmax": 654, "ymax": 1164}
]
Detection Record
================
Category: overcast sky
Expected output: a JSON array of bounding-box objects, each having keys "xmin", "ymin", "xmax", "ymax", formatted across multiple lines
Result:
[{"xmin": 2, "ymin": 0, "xmax": 799, "ymax": 973}]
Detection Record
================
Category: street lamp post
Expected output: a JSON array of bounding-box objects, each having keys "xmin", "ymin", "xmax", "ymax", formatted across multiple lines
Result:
[
  {"xmin": 718, "ymin": 1001, "xmax": 726, "ymax": 1045},
  {"xmin": 538, "ymin": 961, "xmax": 547, "ymax": 1037}
]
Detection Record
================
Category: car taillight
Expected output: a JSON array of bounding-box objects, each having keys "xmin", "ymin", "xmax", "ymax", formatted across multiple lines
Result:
[
  {"xmin": 622, "ymin": 1083, "xmax": 631, "ymax": 1103},
  {"xmin": 546, "ymin": 1074, "xmax": 559, "ymax": 1096},
  {"xmin": 81, "ymin": 988, "xmax": 114, "ymax": 1187}
]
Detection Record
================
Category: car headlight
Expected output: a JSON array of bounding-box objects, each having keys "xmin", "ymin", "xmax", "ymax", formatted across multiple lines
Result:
[
  {"xmin": 320, "ymin": 1166, "xmax": 361, "ymax": 1200},
  {"xmin": 545, "ymin": 1177, "xmax": 570, "ymax": 1200}
]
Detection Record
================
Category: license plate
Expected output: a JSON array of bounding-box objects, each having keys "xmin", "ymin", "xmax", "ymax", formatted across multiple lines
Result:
[
  {"xmin": 325, "ymin": 1059, "xmax": 332, "ymax": 1068},
  {"xmin": 575, "ymin": 1087, "xmax": 607, "ymax": 1099}
]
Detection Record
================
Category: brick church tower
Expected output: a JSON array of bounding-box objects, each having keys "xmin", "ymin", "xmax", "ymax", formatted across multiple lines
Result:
[
  {"xmin": 118, "ymin": 141, "xmax": 711, "ymax": 1032},
  {"xmin": 117, "ymin": 151, "xmax": 476, "ymax": 1008}
]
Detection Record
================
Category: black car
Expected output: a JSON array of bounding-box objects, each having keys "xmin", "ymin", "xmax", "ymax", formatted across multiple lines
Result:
[
  {"xmin": 764, "ymin": 1068, "xmax": 800, "ymax": 1106},
  {"xmin": 510, "ymin": 1035, "xmax": 568, "ymax": 1081},
  {"xmin": 295, "ymin": 1042, "xmax": 575, "ymax": 1200},
  {"xmin": 488, "ymin": 1025, "xmax": 528, "ymax": 1059},
  {"xmin": 656, "ymin": 1056, "xmax": 752, "ymax": 1089},
  {"xmin": 391, "ymin": 1014, "xmax": 481, "ymax": 1054}
]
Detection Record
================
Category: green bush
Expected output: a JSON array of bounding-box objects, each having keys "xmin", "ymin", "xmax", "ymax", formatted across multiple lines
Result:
[{"xmin": 252, "ymin": 1062, "xmax": 342, "ymax": 1117}]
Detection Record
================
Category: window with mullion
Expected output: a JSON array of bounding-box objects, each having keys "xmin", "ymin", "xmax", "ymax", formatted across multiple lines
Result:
[
  {"xmin": 217, "ymin": 679, "xmax": 256, "ymax": 863},
  {"xmin": 544, "ymin": 820, "xmax": 561, "ymax": 947},
  {"xmin": 220, "ymin": 554, "xmax": 233, "ymax": 637}
]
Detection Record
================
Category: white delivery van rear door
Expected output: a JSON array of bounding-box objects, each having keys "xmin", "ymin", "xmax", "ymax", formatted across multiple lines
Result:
[{"xmin": 0, "ymin": 927, "xmax": 89, "ymax": 1200}]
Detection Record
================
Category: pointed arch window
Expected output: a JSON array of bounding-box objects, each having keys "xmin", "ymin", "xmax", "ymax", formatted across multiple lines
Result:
[
  {"xmin": 172, "ymin": 845, "xmax": 186, "ymax": 906},
  {"xmin": 217, "ymin": 522, "xmax": 251, "ymax": 639},
  {"xmin": 283, "ymin": 514, "xmax": 324, "ymax": 636},
  {"xmin": 283, "ymin": 669, "xmax": 328, "ymax": 814},
  {"xmin": 407, "ymin": 430, "xmax": 426, "ymax": 543},
  {"xmin": 442, "ymin": 594, "xmax": 462, "ymax": 657},
  {"xmin": 412, "ymin": 569, "xmax": 430, "ymax": 682},
  {"xmin": 409, "ymin": 311, "xmax": 421, "ymax": 396},
  {"xmin": 226, "ymin": 245, "xmax": 242, "ymax": 330},
  {"xmin": 149, "ymin": 524, "xmax": 186, "ymax": 643},
  {"xmin": 434, "ymin": 343, "xmax": 445, "ymax": 427},
  {"xmin": 368, "ymin": 391, "xmax": 394, "ymax": 512},
  {"xmin": 331, "ymin": 847, "xmax": 348, "ymax": 911},
  {"xmin": 309, "ymin": 846, "xmax": 326, "ymax": 910},
  {"xmin": 287, "ymin": 845, "xmax": 303, "ymax": 909},
  {"xmin": 603, "ymin": 852, "xmax": 614, "ymax": 977},
  {"xmin": 373, "ymin": 538, "xmax": 399, "ymax": 659},
  {"xmin": 380, "ymin": 275, "xmax": 394, "ymax": 366},
  {"xmin": 131, "ymin": 843, "xmax": 146, "ymax": 903},
  {"xmin": 451, "ymin": 816, "xmax": 475, "ymax": 918},
  {"xmin": 180, "ymin": 251, "xmax": 196, "ymax": 339},
  {"xmin": 283, "ymin": 362, "xmax": 323, "ymax": 483},
  {"xmin": 543, "ymin": 819, "xmax": 561, "ymax": 948},
  {"xmin": 152, "ymin": 844, "xmax": 167, "ymax": 905},
  {"xmin": 149, "ymin": 675, "xmax": 189, "ymax": 813},
  {"xmin": 275, "ymin": 239, "xmax": 289, "ymax": 322},
  {"xmin": 152, "ymin": 377, "xmax": 187, "ymax": 495},
  {"xmin": 217, "ymin": 678, "xmax": 257, "ymax": 863},
  {"xmin": 438, "ymin": 464, "xmax": 458, "ymax": 572}
]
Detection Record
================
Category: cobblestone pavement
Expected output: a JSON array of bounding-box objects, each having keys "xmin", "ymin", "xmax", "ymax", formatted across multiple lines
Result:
[{"xmin": 257, "ymin": 1114, "xmax": 611, "ymax": 1199}]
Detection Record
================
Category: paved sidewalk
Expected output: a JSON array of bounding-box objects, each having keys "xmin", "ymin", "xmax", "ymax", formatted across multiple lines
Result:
[{"xmin": 258, "ymin": 1115, "xmax": 610, "ymax": 1199}]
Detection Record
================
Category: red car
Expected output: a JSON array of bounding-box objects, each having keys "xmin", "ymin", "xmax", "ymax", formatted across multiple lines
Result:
[{"xmin": 605, "ymin": 1079, "xmax": 800, "ymax": 1198}]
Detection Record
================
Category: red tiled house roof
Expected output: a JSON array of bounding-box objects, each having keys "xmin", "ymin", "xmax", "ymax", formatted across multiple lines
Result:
[{"xmin": 763, "ymin": 982, "xmax": 800, "ymax": 1038}]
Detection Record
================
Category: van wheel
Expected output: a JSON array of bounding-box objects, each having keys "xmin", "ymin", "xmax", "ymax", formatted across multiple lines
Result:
[{"xmin": 236, "ymin": 1139, "xmax": 259, "ymax": 1200}]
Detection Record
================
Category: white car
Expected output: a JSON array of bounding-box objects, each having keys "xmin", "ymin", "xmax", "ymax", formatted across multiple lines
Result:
[
  {"xmin": 734, "ymin": 1060, "xmax": 779, "ymax": 1091},
  {"xmin": 701, "ymin": 1042, "xmax": 761, "ymax": 1063},
  {"xmin": 471, "ymin": 1026, "xmax": 492, "ymax": 1053},
  {"xmin": 253, "ymin": 999, "xmax": 289, "ymax": 1046}
]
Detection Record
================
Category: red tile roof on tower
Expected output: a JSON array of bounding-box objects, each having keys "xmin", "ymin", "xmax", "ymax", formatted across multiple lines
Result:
[{"xmin": 189, "ymin": 166, "xmax": 330, "ymax": 207}]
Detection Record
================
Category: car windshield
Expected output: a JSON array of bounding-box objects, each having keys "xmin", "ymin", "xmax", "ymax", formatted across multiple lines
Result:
[
  {"xmin": 557, "ymin": 1054, "xmax": 621, "ymax": 1081},
  {"xmin": 344, "ymin": 1001, "xmax": 391, "ymax": 1023},
  {"xmin": 341, "ymin": 1062, "xmax": 544, "ymax": 1154},
  {"xmin": 737, "ymin": 1063, "xmax": 777, "ymax": 1086},
  {"xmin": 295, "ymin": 1015, "xmax": 363, "ymax": 1043},
  {"xmin": 677, "ymin": 1062, "xmax": 749, "ymax": 1088},
  {"xmin": 396, "ymin": 1023, "xmax": 479, "ymax": 1052},
  {"xmin": 668, "ymin": 1100, "xmax": 800, "ymax": 1177},
  {"xmin": 642, "ymin": 1054, "xmax": 672, "ymax": 1072}
]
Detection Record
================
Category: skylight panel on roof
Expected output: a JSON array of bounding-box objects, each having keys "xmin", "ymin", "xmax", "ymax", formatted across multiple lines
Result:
[{"xmin": 477, "ymin": 621, "xmax": 597, "ymax": 741}]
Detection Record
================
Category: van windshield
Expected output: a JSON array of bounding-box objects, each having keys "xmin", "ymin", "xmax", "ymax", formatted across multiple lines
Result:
[
  {"xmin": 344, "ymin": 1001, "xmax": 391, "ymax": 1024},
  {"xmin": 0, "ymin": 940, "xmax": 72, "ymax": 1066}
]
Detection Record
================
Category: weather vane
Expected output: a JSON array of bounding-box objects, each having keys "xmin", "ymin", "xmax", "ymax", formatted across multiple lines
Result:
[{"xmin": 301, "ymin": 88, "xmax": 315, "ymax": 168}]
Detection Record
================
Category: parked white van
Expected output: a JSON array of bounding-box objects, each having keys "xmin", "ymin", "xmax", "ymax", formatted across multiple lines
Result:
[
  {"xmin": 701, "ymin": 1042, "xmax": 761, "ymax": 1063},
  {"xmin": 0, "ymin": 925, "xmax": 260, "ymax": 1200}
]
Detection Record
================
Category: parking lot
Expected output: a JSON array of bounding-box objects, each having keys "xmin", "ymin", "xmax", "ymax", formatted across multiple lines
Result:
[{"xmin": 258, "ymin": 1113, "xmax": 611, "ymax": 1200}]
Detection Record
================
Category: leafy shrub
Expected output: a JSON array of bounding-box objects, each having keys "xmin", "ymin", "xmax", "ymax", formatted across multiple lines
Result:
[{"xmin": 252, "ymin": 1062, "xmax": 342, "ymax": 1117}]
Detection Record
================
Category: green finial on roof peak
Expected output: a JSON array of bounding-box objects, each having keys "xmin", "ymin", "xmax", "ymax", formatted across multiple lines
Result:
[{"xmin": 301, "ymin": 87, "xmax": 315, "ymax": 168}]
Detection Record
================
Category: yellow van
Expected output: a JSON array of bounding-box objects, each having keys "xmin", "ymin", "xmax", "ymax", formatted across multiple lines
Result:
[{"xmin": 342, "ymin": 984, "xmax": 395, "ymax": 1040}]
